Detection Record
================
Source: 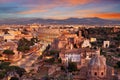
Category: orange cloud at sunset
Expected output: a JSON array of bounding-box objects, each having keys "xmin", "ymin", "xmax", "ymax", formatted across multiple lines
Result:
[
  {"xmin": 19, "ymin": 9, "xmax": 48, "ymax": 14},
  {"xmin": 18, "ymin": 3, "xmax": 58, "ymax": 14},
  {"xmin": 90, "ymin": 12, "xmax": 120, "ymax": 19},
  {"xmin": 66, "ymin": 0, "xmax": 94, "ymax": 5}
]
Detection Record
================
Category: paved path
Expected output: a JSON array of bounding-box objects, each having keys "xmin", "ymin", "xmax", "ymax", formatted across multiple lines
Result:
[
  {"xmin": 11, "ymin": 42, "xmax": 49, "ymax": 72},
  {"xmin": 11, "ymin": 52, "xmax": 39, "ymax": 72}
]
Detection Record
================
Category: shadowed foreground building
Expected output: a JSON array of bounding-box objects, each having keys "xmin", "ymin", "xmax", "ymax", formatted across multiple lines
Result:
[
  {"xmin": 87, "ymin": 54, "xmax": 115, "ymax": 80},
  {"xmin": 72, "ymin": 53, "xmax": 116, "ymax": 80},
  {"xmin": 60, "ymin": 48, "xmax": 116, "ymax": 80}
]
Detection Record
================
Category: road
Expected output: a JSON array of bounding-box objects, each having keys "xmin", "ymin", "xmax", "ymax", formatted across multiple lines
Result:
[
  {"xmin": 11, "ymin": 42, "xmax": 49, "ymax": 72},
  {"xmin": 11, "ymin": 52, "xmax": 39, "ymax": 72}
]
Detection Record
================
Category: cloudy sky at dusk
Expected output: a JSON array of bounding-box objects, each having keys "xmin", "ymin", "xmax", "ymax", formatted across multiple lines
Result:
[{"xmin": 0, "ymin": 0, "xmax": 120, "ymax": 20}]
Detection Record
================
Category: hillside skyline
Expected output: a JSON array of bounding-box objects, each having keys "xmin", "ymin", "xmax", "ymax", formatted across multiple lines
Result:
[{"xmin": 0, "ymin": 17, "xmax": 120, "ymax": 25}]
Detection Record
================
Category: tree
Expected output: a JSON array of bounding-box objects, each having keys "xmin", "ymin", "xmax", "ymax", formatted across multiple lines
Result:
[
  {"xmin": 3, "ymin": 49, "xmax": 15, "ymax": 61},
  {"xmin": 0, "ymin": 62, "xmax": 11, "ymax": 79},
  {"xmin": 8, "ymin": 66, "xmax": 26, "ymax": 77},
  {"xmin": 17, "ymin": 38, "xmax": 30, "ymax": 47},
  {"xmin": 49, "ymin": 50, "xmax": 58, "ymax": 55},
  {"xmin": 17, "ymin": 37, "xmax": 40, "ymax": 53},
  {"xmin": 116, "ymin": 61, "xmax": 120, "ymax": 68},
  {"xmin": 44, "ymin": 58, "xmax": 55, "ymax": 63},
  {"xmin": 0, "ymin": 62, "xmax": 25, "ymax": 79},
  {"xmin": 118, "ymin": 54, "xmax": 120, "ymax": 57},
  {"xmin": 30, "ymin": 37, "xmax": 40, "ymax": 45},
  {"xmin": 0, "ymin": 54, "xmax": 2, "ymax": 57},
  {"xmin": 114, "ymin": 61, "xmax": 120, "ymax": 69},
  {"xmin": 17, "ymin": 38, "xmax": 31, "ymax": 53},
  {"xmin": 49, "ymin": 50, "xmax": 59, "ymax": 58},
  {"xmin": 58, "ymin": 58, "xmax": 62, "ymax": 63},
  {"xmin": 0, "ymin": 62, "xmax": 11, "ymax": 70},
  {"xmin": 10, "ymin": 77, "xmax": 19, "ymax": 80},
  {"xmin": 15, "ymin": 67, "xmax": 26, "ymax": 77},
  {"xmin": 17, "ymin": 46, "xmax": 30, "ymax": 53},
  {"xmin": 0, "ymin": 71, "xmax": 6, "ymax": 79},
  {"xmin": 67, "ymin": 62, "xmax": 77, "ymax": 72}
]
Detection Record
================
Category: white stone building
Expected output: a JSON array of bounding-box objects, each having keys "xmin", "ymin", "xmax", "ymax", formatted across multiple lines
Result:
[
  {"xmin": 103, "ymin": 41, "xmax": 110, "ymax": 48},
  {"xmin": 81, "ymin": 39, "xmax": 91, "ymax": 48}
]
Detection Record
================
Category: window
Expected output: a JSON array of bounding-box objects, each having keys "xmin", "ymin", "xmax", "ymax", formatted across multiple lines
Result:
[
  {"xmin": 89, "ymin": 71, "xmax": 91, "ymax": 74},
  {"xmin": 101, "ymin": 72, "xmax": 103, "ymax": 75},
  {"xmin": 94, "ymin": 72, "xmax": 97, "ymax": 76}
]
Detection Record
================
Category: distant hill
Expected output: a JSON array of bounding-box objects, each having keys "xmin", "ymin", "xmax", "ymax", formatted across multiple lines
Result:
[{"xmin": 0, "ymin": 17, "xmax": 120, "ymax": 25}]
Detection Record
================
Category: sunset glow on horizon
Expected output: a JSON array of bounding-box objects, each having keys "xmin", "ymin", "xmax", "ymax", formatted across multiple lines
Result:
[{"xmin": 0, "ymin": 0, "xmax": 120, "ymax": 20}]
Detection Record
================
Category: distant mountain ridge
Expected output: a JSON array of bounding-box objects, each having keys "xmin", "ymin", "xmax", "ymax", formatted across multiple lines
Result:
[{"xmin": 0, "ymin": 17, "xmax": 120, "ymax": 25}]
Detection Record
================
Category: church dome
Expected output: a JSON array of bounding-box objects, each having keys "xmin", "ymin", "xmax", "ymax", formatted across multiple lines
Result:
[
  {"xmin": 87, "ymin": 51, "xmax": 107, "ymax": 79},
  {"xmin": 88, "ymin": 54, "xmax": 106, "ymax": 69}
]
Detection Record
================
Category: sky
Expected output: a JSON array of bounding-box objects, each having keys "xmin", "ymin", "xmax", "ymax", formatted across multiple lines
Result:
[{"xmin": 0, "ymin": 0, "xmax": 120, "ymax": 20}]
